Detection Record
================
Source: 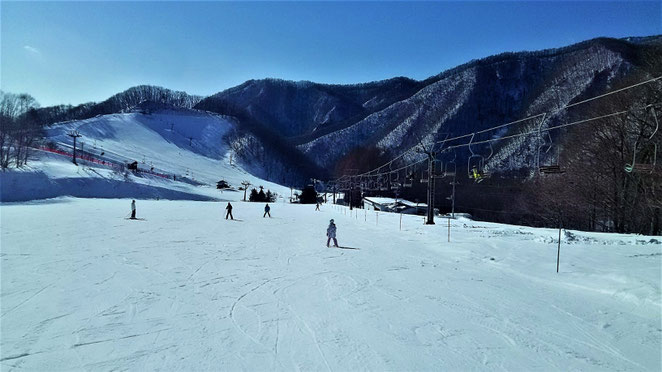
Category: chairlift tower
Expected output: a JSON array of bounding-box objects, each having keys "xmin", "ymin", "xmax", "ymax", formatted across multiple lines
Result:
[
  {"xmin": 241, "ymin": 181, "xmax": 251, "ymax": 201},
  {"xmin": 348, "ymin": 177, "xmax": 354, "ymax": 210},
  {"xmin": 67, "ymin": 131, "xmax": 82, "ymax": 165},
  {"xmin": 423, "ymin": 152, "xmax": 436, "ymax": 225},
  {"xmin": 447, "ymin": 171, "xmax": 457, "ymax": 219},
  {"xmin": 345, "ymin": 169, "xmax": 358, "ymax": 210}
]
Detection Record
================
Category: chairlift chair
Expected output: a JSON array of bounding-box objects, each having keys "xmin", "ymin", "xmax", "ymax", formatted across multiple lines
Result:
[
  {"xmin": 432, "ymin": 159, "xmax": 443, "ymax": 178},
  {"xmin": 367, "ymin": 177, "xmax": 376, "ymax": 191},
  {"xmin": 467, "ymin": 133, "xmax": 486, "ymax": 181},
  {"xmin": 625, "ymin": 107, "xmax": 659, "ymax": 174},
  {"xmin": 482, "ymin": 142, "xmax": 494, "ymax": 178},
  {"xmin": 390, "ymin": 170, "xmax": 400, "ymax": 184},
  {"xmin": 540, "ymin": 164, "xmax": 564, "ymax": 174},
  {"xmin": 421, "ymin": 167, "xmax": 430, "ymax": 183},
  {"xmin": 356, "ymin": 177, "xmax": 364, "ymax": 191},
  {"xmin": 625, "ymin": 143, "xmax": 658, "ymax": 173},
  {"xmin": 443, "ymin": 152, "xmax": 457, "ymax": 178},
  {"xmin": 379, "ymin": 175, "xmax": 390, "ymax": 191},
  {"xmin": 371, "ymin": 175, "xmax": 381, "ymax": 191},
  {"xmin": 402, "ymin": 167, "xmax": 414, "ymax": 187},
  {"xmin": 537, "ymin": 116, "xmax": 565, "ymax": 175}
]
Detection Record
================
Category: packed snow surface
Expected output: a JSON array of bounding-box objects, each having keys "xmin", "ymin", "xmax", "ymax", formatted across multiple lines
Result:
[{"xmin": 1, "ymin": 199, "xmax": 660, "ymax": 370}]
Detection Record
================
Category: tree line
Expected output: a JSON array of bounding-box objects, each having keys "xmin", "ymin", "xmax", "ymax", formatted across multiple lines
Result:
[{"xmin": 0, "ymin": 91, "xmax": 43, "ymax": 170}]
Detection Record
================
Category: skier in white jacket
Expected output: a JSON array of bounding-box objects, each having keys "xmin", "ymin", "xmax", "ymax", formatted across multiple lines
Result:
[{"xmin": 326, "ymin": 219, "xmax": 339, "ymax": 247}]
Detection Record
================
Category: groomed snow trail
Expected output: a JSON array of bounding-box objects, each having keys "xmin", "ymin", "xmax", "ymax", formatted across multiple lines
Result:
[{"xmin": 1, "ymin": 199, "xmax": 660, "ymax": 370}]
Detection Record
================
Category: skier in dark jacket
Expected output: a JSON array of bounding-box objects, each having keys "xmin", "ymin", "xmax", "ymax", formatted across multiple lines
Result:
[
  {"xmin": 326, "ymin": 219, "xmax": 339, "ymax": 247},
  {"xmin": 130, "ymin": 200, "xmax": 136, "ymax": 219},
  {"xmin": 315, "ymin": 203, "xmax": 320, "ymax": 211},
  {"xmin": 264, "ymin": 203, "xmax": 271, "ymax": 218},
  {"xmin": 225, "ymin": 202, "xmax": 234, "ymax": 220}
]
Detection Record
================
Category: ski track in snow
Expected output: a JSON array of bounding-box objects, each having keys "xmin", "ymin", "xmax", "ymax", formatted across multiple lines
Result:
[{"xmin": 1, "ymin": 199, "xmax": 660, "ymax": 371}]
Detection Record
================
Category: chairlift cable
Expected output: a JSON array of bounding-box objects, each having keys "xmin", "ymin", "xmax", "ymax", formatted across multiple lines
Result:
[{"xmin": 330, "ymin": 76, "xmax": 662, "ymax": 183}]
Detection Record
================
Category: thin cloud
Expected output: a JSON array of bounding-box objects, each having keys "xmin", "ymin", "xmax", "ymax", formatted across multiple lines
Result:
[{"xmin": 23, "ymin": 45, "xmax": 41, "ymax": 55}]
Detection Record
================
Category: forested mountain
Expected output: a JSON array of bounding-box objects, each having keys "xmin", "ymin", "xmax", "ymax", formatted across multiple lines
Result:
[
  {"xmin": 197, "ymin": 37, "xmax": 662, "ymax": 173},
  {"xmin": 196, "ymin": 77, "xmax": 426, "ymax": 142}
]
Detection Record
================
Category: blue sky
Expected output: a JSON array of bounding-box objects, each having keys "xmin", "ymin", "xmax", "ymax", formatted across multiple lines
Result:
[{"xmin": 1, "ymin": 1, "xmax": 660, "ymax": 107}]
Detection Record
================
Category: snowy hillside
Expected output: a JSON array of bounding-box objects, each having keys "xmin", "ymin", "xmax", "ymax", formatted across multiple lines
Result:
[
  {"xmin": 0, "ymin": 107, "xmax": 293, "ymax": 202},
  {"xmin": 1, "ymin": 199, "xmax": 660, "ymax": 370},
  {"xmin": 297, "ymin": 40, "xmax": 636, "ymax": 169},
  {"xmin": 196, "ymin": 77, "xmax": 424, "ymax": 140},
  {"xmin": 298, "ymin": 68, "xmax": 478, "ymax": 167}
]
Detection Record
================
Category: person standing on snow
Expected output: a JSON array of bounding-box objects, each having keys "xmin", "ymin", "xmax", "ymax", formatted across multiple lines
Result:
[
  {"xmin": 264, "ymin": 203, "xmax": 271, "ymax": 218},
  {"xmin": 225, "ymin": 202, "xmax": 234, "ymax": 220},
  {"xmin": 471, "ymin": 166, "xmax": 482, "ymax": 182},
  {"xmin": 326, "ymin": 219, "xmax": 339, "ymax": 247},
  {"xmin": 315, "ymin": 203, "xmax": 320, "ymax": 211},
  {"xmin": 130, "ymin": 200, "xmax": 137, "ymax": 219}
]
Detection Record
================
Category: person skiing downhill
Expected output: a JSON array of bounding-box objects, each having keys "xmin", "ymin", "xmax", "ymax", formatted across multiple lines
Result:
[
  {"xmin": 130, "ymin": 200, "xmax": 136, "ymax": 219},
  {"xmin": 326, "ymin": 219, "xmax": 339, "ymax": 247},
  {"xmin": 471, "ymin": 166, "xmax": 484, "ymax": 183},
  {"xmin": 264, "ymin": 203, "xmax": 271, "ymax": 218},
  {"xmin": 225, "ymin": 202, "xmax": 234, "ymax": 220}
]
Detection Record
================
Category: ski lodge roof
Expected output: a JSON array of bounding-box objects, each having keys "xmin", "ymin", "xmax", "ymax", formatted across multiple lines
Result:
[{"xmin": 363, "ymin": 197, "xmax": 426, "ymax": 208}]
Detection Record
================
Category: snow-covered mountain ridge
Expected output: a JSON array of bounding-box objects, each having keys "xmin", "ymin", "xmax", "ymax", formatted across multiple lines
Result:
[{"xmin": 194, "ymin": 36, "xmax": 662, "ymax": 174}]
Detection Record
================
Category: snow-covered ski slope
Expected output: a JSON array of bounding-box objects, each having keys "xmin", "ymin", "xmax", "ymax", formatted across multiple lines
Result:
[
  {"xmin": 0, "ymin": 108, "xmax": 292, "ymax": 202},
  {"xmin": 1, "ymin": 198, "xmax": 660, "ymax": 370}
]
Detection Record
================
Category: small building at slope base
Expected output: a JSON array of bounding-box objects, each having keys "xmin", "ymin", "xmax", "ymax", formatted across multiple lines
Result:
[{"xmin": 362, "ymin": 197, "xmax": 437, "ymax": 216}]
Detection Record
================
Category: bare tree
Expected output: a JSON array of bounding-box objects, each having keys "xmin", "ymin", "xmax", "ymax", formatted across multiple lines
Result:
[
  {"xmin": 0, "ymin": 92, "xmax": 40, "ymax": 169},
  {"xmin": 528, "ymin": 74, "xmax": 662, "ymax": 234}
]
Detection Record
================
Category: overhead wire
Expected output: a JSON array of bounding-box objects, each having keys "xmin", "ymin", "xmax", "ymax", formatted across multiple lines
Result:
[{"xmin": 329, "ymin": 75, "xmax": 662, "ymax": 183}]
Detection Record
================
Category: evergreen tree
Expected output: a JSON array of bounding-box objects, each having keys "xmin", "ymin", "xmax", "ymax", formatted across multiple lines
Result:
[
  {"xmin": 216, "ymin": 180, "xmax": 230, "ymax": 190},
  {"xmin": 249, "ymin": 188, "xmax": 259, "ymax": 202},
  {"xmin": 299, "ymin": 186, "xmax": 318, "ymax": 204}
]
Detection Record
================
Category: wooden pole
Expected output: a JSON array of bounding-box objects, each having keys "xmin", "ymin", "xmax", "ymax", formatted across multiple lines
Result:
[
  {"xmin": 425, "ymin": 155, "xmax": 435, "ymax": 224},
  {"xmin": 72, "ymin": 136, "xmax": 78, "ymax": 164},
  {"xmin": 557, "ymin": 217, "xmax": 562, "ymax": 273}
]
